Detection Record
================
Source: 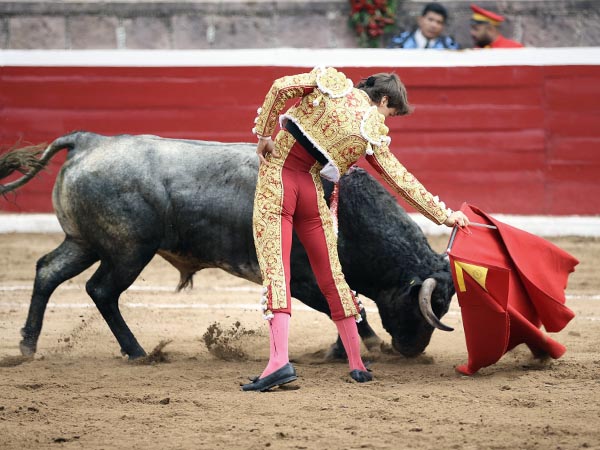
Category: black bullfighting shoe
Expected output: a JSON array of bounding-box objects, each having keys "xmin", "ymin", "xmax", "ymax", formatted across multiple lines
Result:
[
  {"xmin": 241, "ymin": 363, "xmax": 297, "ymax": 392},
  {"xmin": 349, "ymin": 369, "xmax": 373, "ymax": 383}
]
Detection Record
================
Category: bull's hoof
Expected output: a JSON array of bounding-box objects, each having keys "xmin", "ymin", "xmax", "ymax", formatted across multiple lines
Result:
[
  {"xmin": 324, "ymin": 342, "xmax": 346, "ymax": 361},
  {"xmin": 19, "ymin": 340, "xmax": 37, "ymax": 357},
  {"xmin": 362, "ymin": 336, "xmax": 384, "ymax": 353},
  {"xmin": 530, "ymin": 348, "xmax": 551, "ymax": 361},
  {"xmin": 19, "ymin": 328, "xmax": 38, "ymax": 356},
  {"xmin": 126, "ymin": 348, "xmax": 148, "ymax": 361}
]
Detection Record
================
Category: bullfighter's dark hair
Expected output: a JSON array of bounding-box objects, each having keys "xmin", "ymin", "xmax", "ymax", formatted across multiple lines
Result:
[{"xmin": 356, "ymin": 73, "xmax": 413, "ymax": 116}]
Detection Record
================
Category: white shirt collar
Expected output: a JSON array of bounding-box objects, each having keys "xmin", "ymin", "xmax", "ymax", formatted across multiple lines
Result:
[{"xmin": 414, "ymin": 29, "xmax": 429, "ymax": 49}]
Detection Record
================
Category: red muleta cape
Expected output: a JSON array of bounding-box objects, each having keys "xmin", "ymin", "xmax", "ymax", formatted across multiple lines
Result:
[{"xmin": 447, "ymin": 203, "xmax": 578, "ymax": 375}]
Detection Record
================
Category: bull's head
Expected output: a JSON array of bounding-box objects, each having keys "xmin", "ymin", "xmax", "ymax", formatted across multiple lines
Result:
[{"xmin": 377, "ymin": 270, "xmax": 455, "ymax": 357}]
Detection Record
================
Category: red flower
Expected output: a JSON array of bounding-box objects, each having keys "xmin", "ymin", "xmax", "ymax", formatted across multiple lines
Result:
[
  {"xmin": 350, "ymin": 0, "xmax": 365, "ymax": 13},
  {"xmin": 348, "ymin": 0, "xmax": 396, "ymax": 47}
]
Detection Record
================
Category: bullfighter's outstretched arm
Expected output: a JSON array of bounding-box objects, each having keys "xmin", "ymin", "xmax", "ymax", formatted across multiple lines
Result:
[
  {"xmin": 365, "ymin": 145, "xmax": 452, "ymax": 225},
  {"xmin": 252, "ymin": 69, "xmax": 319, "ymax": 138}
]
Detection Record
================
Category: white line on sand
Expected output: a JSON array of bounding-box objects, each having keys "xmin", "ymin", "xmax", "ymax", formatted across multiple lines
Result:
[
  {"xmin": 1, "ymin": 285, "xmax": 598, "ymax": 321},
  {"xmin": 1, "ymin": 284, "xmax": 598, "ymax": 300}
]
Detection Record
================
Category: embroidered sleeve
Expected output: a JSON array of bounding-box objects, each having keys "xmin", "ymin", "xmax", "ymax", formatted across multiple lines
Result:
[
  {"xmin": 252, "ymin": 69, "xmax": 319, "ymax": 138},
  {"xmin": 366, "ymin": 143, "xmax": 452, "ymax": 225}
]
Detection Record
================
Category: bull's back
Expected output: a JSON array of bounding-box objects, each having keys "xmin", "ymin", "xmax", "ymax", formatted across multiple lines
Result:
[{"xmin": 53, "ymin": 133, "xmax": 259, "ymax": 266}]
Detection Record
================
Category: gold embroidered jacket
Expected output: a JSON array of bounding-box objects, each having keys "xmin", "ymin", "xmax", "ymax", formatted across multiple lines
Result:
[{"xmin": 252, "ymin": 66, "xmax": 451, "ymax": 224}]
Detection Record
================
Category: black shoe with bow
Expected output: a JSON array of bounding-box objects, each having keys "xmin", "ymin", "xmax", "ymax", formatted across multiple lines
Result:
[{"xmin": 241, "ymin": 362, "xmax": 297, "ymax": 392}]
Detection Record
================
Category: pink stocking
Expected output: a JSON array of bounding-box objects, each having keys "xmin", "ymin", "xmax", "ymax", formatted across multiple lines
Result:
[
  {"xmin": 260, "ymin": 312, "xmax": 290, "ymax": 378},
  {"xmin": 335, "ymin": 316, "xmax": 367, "ymax": 372}
]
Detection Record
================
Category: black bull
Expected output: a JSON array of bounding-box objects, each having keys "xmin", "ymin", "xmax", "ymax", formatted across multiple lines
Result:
[{"xmin": 0, "ymin": 131, "xmax": 455, "ymax": 360}]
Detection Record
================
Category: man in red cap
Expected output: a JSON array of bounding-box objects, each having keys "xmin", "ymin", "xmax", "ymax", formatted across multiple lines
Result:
[{"xmin": 470, "ymin": 3, "xmax": 524, "ymax": 48}]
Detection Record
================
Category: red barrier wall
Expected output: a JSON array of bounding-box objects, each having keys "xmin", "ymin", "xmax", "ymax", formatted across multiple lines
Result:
[{"xmin": 1, "ymin": 53, "xmax": 600, "ymax": 215}]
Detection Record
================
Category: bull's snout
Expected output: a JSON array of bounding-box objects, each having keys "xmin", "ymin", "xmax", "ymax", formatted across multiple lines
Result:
[{"xmin": 391, "ymin": 336, "xmax": 428, "ymax": 358}]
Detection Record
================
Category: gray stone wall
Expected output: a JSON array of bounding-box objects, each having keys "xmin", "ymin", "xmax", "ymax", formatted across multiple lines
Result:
[{"xmin": 0, "ymin": 0, "xmax": 598, "ymax": 50}]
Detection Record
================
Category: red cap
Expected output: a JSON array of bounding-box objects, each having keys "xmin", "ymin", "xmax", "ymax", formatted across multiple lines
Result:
[{"xmin": 470, "ymin": 4, "xmax": 505, "ymax": 25}]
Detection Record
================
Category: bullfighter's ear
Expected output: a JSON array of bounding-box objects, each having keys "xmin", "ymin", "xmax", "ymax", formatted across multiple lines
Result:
[{"xmin": 405, "ymin": 276, "xmax": 423, "ymax": 297}]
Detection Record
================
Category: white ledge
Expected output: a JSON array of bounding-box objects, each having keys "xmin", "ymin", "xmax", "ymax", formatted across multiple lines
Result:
[
  {"xmin": 412, "ymin": 214, "xmax": 600, "ymax": 237},
  {"xmin": 1, "ymin": 213, "xmax": 599, "ymax": 237},
  {"xmin": 1, "ymin": 47, "xmax": 600, "ymax": 68}
]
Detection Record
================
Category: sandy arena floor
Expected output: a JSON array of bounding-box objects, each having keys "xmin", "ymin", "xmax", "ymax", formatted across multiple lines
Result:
[{"xmin": 0, "ymin": 233, "xmax": 599, "ymax": 450}]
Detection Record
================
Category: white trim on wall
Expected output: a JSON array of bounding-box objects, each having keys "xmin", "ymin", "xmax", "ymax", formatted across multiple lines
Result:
[
  {"xmin": 1, "ymin": 213, "xmax": 599, "ymax": 237},
  {"xmin": 1, "ymin": 47, "xmax": 600, "ymax": 68}
]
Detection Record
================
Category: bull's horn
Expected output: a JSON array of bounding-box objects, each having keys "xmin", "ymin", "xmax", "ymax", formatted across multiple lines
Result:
[{"xmin": 418, "ymin": 278, "xmax": 454, "ymax": 332}]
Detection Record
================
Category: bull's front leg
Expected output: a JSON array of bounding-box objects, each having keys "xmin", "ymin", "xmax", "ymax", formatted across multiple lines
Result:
[
  {"xmin": 289, "ymin": 274, "xmax": 385, "ymax": 360},
  {"xmin": 324, "ymin": 305, "xmax": 385, "ymax": 361}
]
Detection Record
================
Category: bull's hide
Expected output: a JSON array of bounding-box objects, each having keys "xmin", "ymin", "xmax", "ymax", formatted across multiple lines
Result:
[{"xmin": 1, "ymin": 132, "xmax": 455, "ymax": 359}]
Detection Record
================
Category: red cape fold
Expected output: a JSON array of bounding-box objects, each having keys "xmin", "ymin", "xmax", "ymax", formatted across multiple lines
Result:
[{"xmin": 447, "ymin": 203, "xmax": 578, "ymax": 375}]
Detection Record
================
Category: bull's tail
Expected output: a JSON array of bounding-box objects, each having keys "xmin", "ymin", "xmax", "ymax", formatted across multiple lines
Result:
[
  {"xmin": 0, "ymin": 133, "xmax": 78, "ymax": 195},
  {"xmin": 176, "ymin": 273, "xmax": 194, "ymax": 292}
]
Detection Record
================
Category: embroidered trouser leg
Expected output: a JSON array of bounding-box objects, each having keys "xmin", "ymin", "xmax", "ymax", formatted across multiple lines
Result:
[{"xmin": 253, "ymin": 131, "xmax": 360, "ymax": 321}]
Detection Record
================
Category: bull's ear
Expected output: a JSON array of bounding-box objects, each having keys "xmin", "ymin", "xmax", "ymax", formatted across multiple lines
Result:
[{"xmin": 405, "ymin": 276, "xmax": 423, "ymax": 297}]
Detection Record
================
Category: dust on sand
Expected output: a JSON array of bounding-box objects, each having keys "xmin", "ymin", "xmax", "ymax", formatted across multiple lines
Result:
[
  {"xmin": 203, "ymin": 321, "xmax": 261, "ymax": 361},
  {"xmin": 1, "ymin": 233, "xmax": 599, "ymax": 450}
]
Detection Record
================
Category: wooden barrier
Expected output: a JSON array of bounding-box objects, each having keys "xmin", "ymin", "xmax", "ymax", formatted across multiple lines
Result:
[{"xmin": 1, "ymin": 48, "xmax": 599, "ymax": 215}]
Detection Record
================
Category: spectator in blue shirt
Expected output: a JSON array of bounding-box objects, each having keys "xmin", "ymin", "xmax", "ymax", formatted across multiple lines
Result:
[{"xmin": 388, "ymin": 2, "xmax": 459, "ymax": 50}]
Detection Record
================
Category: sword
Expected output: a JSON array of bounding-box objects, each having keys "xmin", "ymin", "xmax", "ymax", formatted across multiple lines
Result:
[
  {"xmin": 469, "ymin": 222, "xmax": 498, "ymax": 229},
  {"xmin": 446, "ymin": 222, "xmax": 497, "ymax": 254}
]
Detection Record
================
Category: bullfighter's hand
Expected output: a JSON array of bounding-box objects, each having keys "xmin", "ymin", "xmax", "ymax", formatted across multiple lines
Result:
[
  {"xmin": 256, "ymin": 138, "xmax": 279, "ymax": 165},
  {"xmin": 444, "ymin": 210, "xmax": 470, "ymax": 228}
]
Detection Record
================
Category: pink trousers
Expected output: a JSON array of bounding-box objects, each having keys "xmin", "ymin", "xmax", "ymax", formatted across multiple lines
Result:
[{"xmin": 253, "ymin": 131, "xmax": 360, "ymax": 321}]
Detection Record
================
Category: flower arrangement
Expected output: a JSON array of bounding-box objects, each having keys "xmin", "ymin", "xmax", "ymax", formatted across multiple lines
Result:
[{"xmin": 348, "ymin": 0, "xmax": 397, "ymax": 48}]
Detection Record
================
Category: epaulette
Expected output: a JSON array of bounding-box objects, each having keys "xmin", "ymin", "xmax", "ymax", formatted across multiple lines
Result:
[
  {"xmin": 315, "ymin": 67, "xmax": 354, "ymax": 99},
  {"xmin": 360, "ymin": 106, "xmax": 391, "ymax": 154}
]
